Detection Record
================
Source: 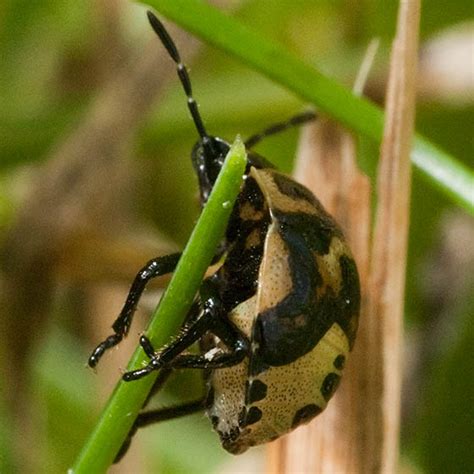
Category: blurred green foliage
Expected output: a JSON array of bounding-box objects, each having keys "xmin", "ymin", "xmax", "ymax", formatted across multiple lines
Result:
[{"xmin": 0, "ymin": 1, "xmax": 472, "ymax": 473}]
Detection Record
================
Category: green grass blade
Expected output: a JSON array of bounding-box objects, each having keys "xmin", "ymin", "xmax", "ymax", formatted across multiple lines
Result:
[
  {"xmin": 411, "ymin": 137, "xmax": 473, "ymax": 211},
  {"xmin": 147, "ymin": 0, "xmax": 474, "ymax": 215},
  {"xmin": 72, "ymin": 137, "xmax": 247, "ymax": 473}
]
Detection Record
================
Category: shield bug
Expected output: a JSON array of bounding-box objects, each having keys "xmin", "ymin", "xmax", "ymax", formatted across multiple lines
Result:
[{"xmin": 89, "ymin": 10, "xmax": 360, "ymax": 459}]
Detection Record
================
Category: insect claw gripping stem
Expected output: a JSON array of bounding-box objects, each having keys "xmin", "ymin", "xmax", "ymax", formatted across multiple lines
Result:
[
  {"xmin": 122, "ymin": 366, "xmax": 154, "ymax": 382},
  {"xmin": 122, "ymin": 336, "xmax": 161, "ymax": 381},
  {"xmin": 139, "ymin": 335, "xmax": 156, "ymax": 358}
]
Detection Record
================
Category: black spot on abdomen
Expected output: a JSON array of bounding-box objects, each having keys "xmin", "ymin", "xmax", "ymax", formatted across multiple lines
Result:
[
  {"xmin": 321, "ymin": 373, "xmax": 341, "ymax": 402},
  {"xmin": 246, "ymin": 379, "xmax": 268, "ymax": 404},
  {"xmin": 333, "ymin": 354, "xmax": 346, "ymax": 370},
  {"xmin": 239, "ymin": 406, "xmax": 263, "ymax": 427},
  {"xmin": 291, "ymin": 404, "xmax": 322, "ymax": 428},
  {"xmin": 246, "ymin": 407, "xmax": 263, "ymax": 425}
]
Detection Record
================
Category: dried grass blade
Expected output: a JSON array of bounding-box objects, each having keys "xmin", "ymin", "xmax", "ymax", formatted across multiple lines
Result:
[
  {"xmin": 266, "ymin": 115, "xmax": 371, "ymax": 472},
  {"xmin": 367, "ymin": 0, "xmax": 421, "ymax": 472}
]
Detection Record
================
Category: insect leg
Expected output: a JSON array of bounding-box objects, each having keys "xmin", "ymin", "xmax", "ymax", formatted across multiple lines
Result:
[
  {"xmin": 244, "ymin": 110, "xmax": 317, "ymax": 149},
  {"xmin": 122, "ymin": 300, "xmax": 217, "ymax": 380},
  {"xmin": 114, "ymin": 398, "xmax": 205, "ymax": 463},
  {"xmin": 123, "ymin": 300, "xmax": 249, "ymax": 380},
  {"xmin": 88, "ymin": 252, "xmax": 181, "ymax": 368},
  {"xmin": 167, "ymin": 316, "xmax": 249, "ymax": 370},
  {"xmin": 116, "ymin": 299, "xmax": 208, "ymax": 461}
]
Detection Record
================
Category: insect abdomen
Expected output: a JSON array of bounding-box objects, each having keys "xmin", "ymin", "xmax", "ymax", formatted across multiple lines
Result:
[{"xmin": 208, "ymin": 167, "xmax": 360, "ymax": 454}]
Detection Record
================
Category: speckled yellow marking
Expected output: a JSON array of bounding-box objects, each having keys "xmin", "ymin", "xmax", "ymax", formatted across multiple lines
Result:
[
  {"xmin": 251, "ymin": 167, "xmax": 319, "ymax": 216},
  {"xmin": 207, "ymin": 167, "xmax": 356, "ymax": 455},
  {"xmin": 256, "ymin": 223, "xmax": 292, "ymax": 312},
  {"xmin": 237, "ymin": 323, "xmax": 350, "ymax": 449},
  {"xmin": 245, "ymin": 228, "xmax": 262, "ymax": 249},
  {"xmin": 314, "ymin": 236, "xmax": 348, "ymax": 297},
  {"xmin": 239, "ymin": 201, "xmax": 265, "ymax": 221}
]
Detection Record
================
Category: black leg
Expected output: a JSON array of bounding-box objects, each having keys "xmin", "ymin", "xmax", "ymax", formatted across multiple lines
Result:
[
  {"xmin": 166, "ymin": 348, "xmax": 247, "ymax": 369},
  {"xmin": 140, "ymin": 298, "xmax": 207, "ymax": 408},
  {"xmin": 244, "ymin": 110, "xmax": 317, "ymax": 149},
  {"xmin": 122, "ymin": 302, "xmax": 216, "ymax": 381},
  {"xmin": 122, "ymin": 301, "xmax": 249, "ymax": 381},
  {"xmin": 114, "ymin": 398, "xmax": 205, "ymax": 463},
  {"xmin": 168, "ymin": 315, "xmax": 249, "ymax": 369},
  {"xmin": 88, "ymin": 253, "xmax": 181, "ymax": 368}
]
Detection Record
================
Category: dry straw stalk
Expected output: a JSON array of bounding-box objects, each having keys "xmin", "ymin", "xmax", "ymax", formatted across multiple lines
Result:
[{"xmin": 266, "ymin": 0, "xmax": 420, "ymax": 472}]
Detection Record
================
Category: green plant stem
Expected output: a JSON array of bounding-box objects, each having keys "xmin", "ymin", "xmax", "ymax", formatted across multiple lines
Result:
[
  {"xmin": 72, "ymin": 137, "xmax": 247, "ymax": 473},
  {"xmin": 147, "ymin": 0, "xmax": 474, "ymax": 215}
]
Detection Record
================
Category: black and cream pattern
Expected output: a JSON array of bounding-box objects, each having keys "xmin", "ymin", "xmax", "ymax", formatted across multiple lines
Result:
[
  {"xmin": 206, "ymin": 167, "xmax": 360, "ymax": 454},
  {"xmin": 89, "ymin": 12, "xmax": 361, "ymax": 462}
]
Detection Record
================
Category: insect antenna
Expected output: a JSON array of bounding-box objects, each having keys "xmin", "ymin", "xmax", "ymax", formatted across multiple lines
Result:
[
  {"xmin": 244, "ymin": 110, "xmax": 317, "ymax": 148},
  {"xmin": 147, "ymin": 11, "xmax": 210, "ymax": 143}
]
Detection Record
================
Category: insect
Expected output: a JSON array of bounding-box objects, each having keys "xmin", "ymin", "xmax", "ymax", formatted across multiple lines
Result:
[{"xmin": 89, "ymin": 10, "xmax": 360, "ymax": 459}]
